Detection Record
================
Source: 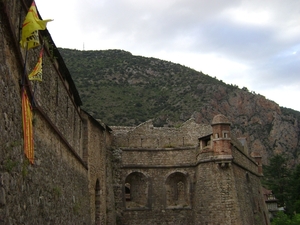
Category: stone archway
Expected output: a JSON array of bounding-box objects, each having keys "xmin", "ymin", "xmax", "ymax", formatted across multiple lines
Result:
[
  {"xmin": 124, "ymin": 172, "xmax": 149, "ymax": 209},
  {"xmin": 165, "ymin": 172, "xmax": 190, "ymax": 208}
]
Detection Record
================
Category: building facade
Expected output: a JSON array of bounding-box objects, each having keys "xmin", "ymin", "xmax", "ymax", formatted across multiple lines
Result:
[
  {"xmin": 112, "ymin": 116, "xmax": 270, "ymax": 225},
  {"xmin": 0, "ymin": 1, "xmax": 269, "ymax": 224}
]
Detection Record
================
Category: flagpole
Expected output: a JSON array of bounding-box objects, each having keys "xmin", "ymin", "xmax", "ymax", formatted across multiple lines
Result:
[
  {"xmin": 22, "ymin": 45, "xmax": 29, "ymax": 89},
  {"xmin": 31, "ymin": 81, "xmax": 37, "ymax": 108}
]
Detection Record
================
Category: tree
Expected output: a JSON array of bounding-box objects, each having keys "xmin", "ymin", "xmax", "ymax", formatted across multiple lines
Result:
[
  {"xmin": 263, "ymin": 154, "xmax": 291, "ymax": 207},
  {"xmin": 271, "ymin": 212, "xmax": 300, "ymax": 225},
  {"xmin": 287, "ymin": 164, "xmax": 300, "ymax": 214},
  {"xmin": 271, "ymin": 211, "xmax": 290, "ymax": 225}
]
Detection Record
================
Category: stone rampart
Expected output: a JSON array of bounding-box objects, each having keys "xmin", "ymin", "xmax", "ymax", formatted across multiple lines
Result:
[
  {"xmin": 0, "ymin": 1, "xmax": 269, "ymax": 225},
  {"xmin": 232, "ymin": 144, "xmax": 260, "ymax": 175},
  {"xmin": 113, "ymin": 116, "xmax": 269, "ymax": 225},
  {"xmin": 0, "ymin": 1, "xmax": 113, "ymax": 224},
  {"xmin": 122, "ymin": 147, "xmax": 196, "ymax": 167},
  {"xmin": 112, "ymin": 119, "xmax": 211, "ymax": 148}
]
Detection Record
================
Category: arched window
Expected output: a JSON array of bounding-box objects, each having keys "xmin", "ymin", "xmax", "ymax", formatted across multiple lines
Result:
[
  {"xmin": 165, "ymin": 172, "xmax": 190, "ymax": 208},
  {"xmin": 124, "ymin": 172, "xmax": 149, "ymax": 209},
  {"xmin": 125, "ymin": 183, "xmax": 131, "ymax": 201}
]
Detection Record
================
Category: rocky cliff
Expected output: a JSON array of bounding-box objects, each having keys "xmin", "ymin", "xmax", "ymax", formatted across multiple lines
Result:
[{"xmin": 191, "ymin": 86, "xmax": 300, "ymax": 164}]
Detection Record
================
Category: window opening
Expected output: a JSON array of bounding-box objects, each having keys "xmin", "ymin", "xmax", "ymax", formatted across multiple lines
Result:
[{"xmin": 125, "ymin": 183, "xmax": 131, "ymax": 201}]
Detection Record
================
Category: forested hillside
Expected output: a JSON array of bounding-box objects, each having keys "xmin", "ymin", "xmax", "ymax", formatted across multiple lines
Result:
[{"xmin": 59, "ymin": 48, "xmax": 300, "ymax": 164}]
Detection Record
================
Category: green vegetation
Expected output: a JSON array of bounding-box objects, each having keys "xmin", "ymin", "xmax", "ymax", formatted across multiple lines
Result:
[
  {"xmin": 263, "ymin": 154, "xmax": 300, "ymax": 221},
  {"xmin": 263, "ymin": 154, "xmax": 290, "ymax": 208},
  {"xmin": 271, "ymin": 212, "xmax": 300, "ymax": 225},
  {"xmin": 59, "ymin": 48, "xmax": 230, "ymax": 126},
  {"xmin": 59, "ymin": 48, "xmax": 300, "ymax": 131},
  {"xmin": 58, "ymin": 48, "xmax": 300, "ymax": 164}
]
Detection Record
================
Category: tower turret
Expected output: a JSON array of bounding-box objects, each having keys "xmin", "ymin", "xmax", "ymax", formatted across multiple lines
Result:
[{"xmin": 211, "ymin": 114, "xmax": 232, "ymax": 156}]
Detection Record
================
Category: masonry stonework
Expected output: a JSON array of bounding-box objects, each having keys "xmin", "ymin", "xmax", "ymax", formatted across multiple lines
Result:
[
  {"xmin": 1, "ymin": 1, "xmax": 113, "ymax": 224},
  {"xmin": 1, "ymin": 1, "xmax": 270, "ymax": 224},
  {"xmin": 111, "ymin": 116, "xmax": 269, "ymax": 225}
]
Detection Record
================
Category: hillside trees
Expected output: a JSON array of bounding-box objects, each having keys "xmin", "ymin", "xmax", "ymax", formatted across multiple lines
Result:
[
  {"xmin": 263, "ymin": 154, "xmax": 300, "ymax": 216},
  {"xmin": 263, "ymin": 154, "xmax": 291, "ymax": 207}
]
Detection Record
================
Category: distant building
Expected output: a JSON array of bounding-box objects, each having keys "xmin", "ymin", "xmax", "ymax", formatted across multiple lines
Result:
[{"xmin": 262, "ymin": 187, "xmax": 279, "ymax": 220}]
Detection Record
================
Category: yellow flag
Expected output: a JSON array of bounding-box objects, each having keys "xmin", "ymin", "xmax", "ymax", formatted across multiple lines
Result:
[
  {"xmin": 20, "ymin": 1, "xmax": 53, "ymax": 49},
  {"xmin": 29, "ymin": 48, "xmax": 43, "ymax": 81},
  {"xmin": 22, "ymin": 90, "xmax": 34, "ymax": 164}
]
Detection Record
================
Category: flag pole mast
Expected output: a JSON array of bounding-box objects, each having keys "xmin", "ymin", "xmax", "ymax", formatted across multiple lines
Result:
[{"xmin": 22, "ymin": 45, "xmax": 29, "ymax": 90}]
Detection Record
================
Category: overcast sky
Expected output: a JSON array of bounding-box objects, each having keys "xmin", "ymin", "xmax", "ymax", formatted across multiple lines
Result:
[{"xmin": 35, "ymin": 0, "xmax": 300, "ymax": 111}]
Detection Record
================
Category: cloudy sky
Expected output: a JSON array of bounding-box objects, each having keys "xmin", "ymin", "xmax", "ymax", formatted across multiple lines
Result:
[{"xmin": 35, "ymin": 0, "xmax": 300, "ymax": 111}]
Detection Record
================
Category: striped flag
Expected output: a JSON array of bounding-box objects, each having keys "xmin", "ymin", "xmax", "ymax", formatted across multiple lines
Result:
[
  {"xmin": 22, "ymin": 90, "xmax": 34, "ymax": 164},
  {"xmin": 29, "ymin": 48, "xmax": 43, "ymax": 81}
]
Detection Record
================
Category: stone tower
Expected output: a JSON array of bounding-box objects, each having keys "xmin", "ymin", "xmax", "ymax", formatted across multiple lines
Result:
[
  {"xmin": 211, "ymin": 114, "xmax": 232, "ymax": 156},
  {"xmin": 193, "ymin": 114, "xmax": 269, "ymax": 225}
]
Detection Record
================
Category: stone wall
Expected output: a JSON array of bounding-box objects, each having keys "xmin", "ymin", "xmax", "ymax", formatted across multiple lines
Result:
[
  {"xmin": 122, "ymin": 147, "xmax": 196, "ymax": 167},
  {"xmin": 194, "ymin": 161, "xmax": 242, "ymax": 225},
  {"xmin": 233, "ymin": 164, "xmax": 269, "ymax": 225},
  {"xmin": 0, "ymin": 1, "xmax": 270, "ymax": 225},
  {"xmin": 121, "ymin": 167, "xmax": 195, "ymax": 225},
  {"xmin": 112, "ymin": 119, "xmax": 211, "ymax": 148},
  {"xmin": 0, "ymin": 1, "xmax": 114, "ymax": 224},
  {"xmin": 112, "ymin": 116, "xmax": 270, "ymax": 225},
  {"xmin": 232, "ymin": 143, "xmax": 260, "ymax": 175},
  {"xmin": 82, "ymin": 113, "xmax": 110, "ymax": 225}
]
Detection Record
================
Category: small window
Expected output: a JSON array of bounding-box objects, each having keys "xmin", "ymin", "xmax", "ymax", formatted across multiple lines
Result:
[
  {"xmin": 125, "ymin": 183, "xmax": 131, "ymax": 201},
  {"xmin": 223, "ymin": 131, "xmax": 229, "ymax": 138}
]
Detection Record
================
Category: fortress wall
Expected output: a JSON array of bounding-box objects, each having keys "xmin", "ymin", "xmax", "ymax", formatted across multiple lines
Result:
[
  {"xmin": 232, "ymin": 145, "xmax": 260, "ymax": 175},
  {"xmin": 121, "ymin": 167, "xmax": 195, "ymax": 225},
  {"xmin": 122, "ymin": 148, "xmax": 196, "ymax": 166},
  {"xmin": 112, "ymin": 119, "xmax": 211, "ymax": 148},
  {"xmin": 232, "ymin": 163, "xmax": 269, "ymax": 225},
  {"xmin": 34, "ymin": 54, "xmax": 84, "ymax": 157},
  {"xmin": 82, "ymin": 114, "xmax": 109, "ymax": 225},
  {"xmin": 21, "ymin": 109, "xmax": 90, "ymax": 224},
  {"xmin": 193, "ymin": 162, "xmax": 242, "ymax": 225},
  {"xmin": 0, "ymin": 1, "xmax": 94, "ymax": 224}
]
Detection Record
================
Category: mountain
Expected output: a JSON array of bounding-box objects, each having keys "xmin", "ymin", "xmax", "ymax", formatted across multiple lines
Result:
[{"xmin": 58, "ymin": 48, "xmax": 300, "ymax": 164}]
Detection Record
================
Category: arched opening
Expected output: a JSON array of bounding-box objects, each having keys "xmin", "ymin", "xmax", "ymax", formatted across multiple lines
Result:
[
  {"xmin": 124, "ymin": 172, "xmax": 149, "ymax": 209},
  {"xmin": 165, "ymin": 172, "xmax": 190, "ymax": 208},
  {"xmin": 95, "ymin": 179, "xmax": 100, "ymax": 225},
  {"xmin": 125, "ymin": 183, "xmax": 131, "ymax": 201}
]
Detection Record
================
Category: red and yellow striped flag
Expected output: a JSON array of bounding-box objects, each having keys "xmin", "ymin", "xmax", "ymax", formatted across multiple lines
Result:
[
  {"xmin": 22, "ymin": 90, "xmax": 34, "ymax": 164},
  {"xmin": 20, "ymin": 1, "xmax": 52, "ymax": 49},
  {"xmin": 29, "ymin": 48, "xmax": 43, "ymax": 81}
]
